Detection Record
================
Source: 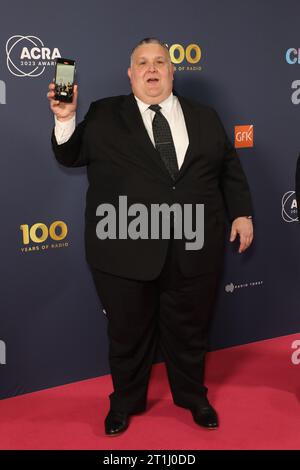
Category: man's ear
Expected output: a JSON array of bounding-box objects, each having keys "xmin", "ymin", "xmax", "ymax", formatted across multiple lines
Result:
[{"xmin": 127, "ymin": 67, "xmax": 131, "ymax": 80}]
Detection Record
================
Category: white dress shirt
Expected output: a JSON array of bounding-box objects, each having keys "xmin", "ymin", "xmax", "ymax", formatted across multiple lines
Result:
[
  {"xmin": 54, "ymin": 92, "xmax": 189, "ymax": 169},
  {"xmin": 134, "ymin": 93, "xmax": 189, "ymax": 169},
  {"xmin": 54, "ymin": 114, "xmax": 76, "ymax": 145}
]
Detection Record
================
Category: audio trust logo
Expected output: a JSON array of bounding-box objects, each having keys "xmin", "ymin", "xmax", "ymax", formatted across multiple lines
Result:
[
  {"xmin": 6, "ymin": 35, "xmax": 61, "ymax": 77},
  {"xmin": 0, "ymin": 340, "xmax": 6, "ymax": 365},
  {"xmin": 281, "ymin": 191, "xmax": 298, "ymax": 223},
  {"xmin": 225, "ymin": 280, "xmax": 263, "ymax": 293}
]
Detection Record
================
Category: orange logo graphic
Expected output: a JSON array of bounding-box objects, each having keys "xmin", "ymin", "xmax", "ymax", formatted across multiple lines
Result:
[{"xmin": 234, "ymin": 125, "xmax": 254, "ymax": 148}]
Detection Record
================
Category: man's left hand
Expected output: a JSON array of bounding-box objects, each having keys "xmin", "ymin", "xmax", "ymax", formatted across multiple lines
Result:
[{"xmin": 230, "ymin": 217, "xmax": 254, "ymax": 253}]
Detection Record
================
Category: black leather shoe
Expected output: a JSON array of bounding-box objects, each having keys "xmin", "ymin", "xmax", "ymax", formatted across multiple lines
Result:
[
  {"xmin": 105, "ymin": 410, "xmax": 129, "ymax": 436},
  {"xmin": 191, "ymin": 402, "xmax": 219, "ymax": 429}
]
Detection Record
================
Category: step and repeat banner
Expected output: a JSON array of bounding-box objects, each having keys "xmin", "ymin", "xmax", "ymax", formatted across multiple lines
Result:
[{"xmin": 1, "ymin": 0, "xmax": 300, "ymax": 399}]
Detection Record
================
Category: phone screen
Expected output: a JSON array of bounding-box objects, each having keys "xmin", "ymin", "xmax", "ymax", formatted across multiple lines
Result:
[{"xmin": 54, "ymin": 58, "xmax": 76, "ymax": 102}]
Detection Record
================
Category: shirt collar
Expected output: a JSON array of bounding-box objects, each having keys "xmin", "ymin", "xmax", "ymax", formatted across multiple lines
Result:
[{"xmin": 134, "ymin": 92, "xmax": 174, "ymax": 115}]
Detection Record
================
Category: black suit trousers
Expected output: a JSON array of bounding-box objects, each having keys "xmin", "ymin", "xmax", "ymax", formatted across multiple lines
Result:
[{"xmin": 90, "ymin": 232, "xmax": 219, "ymax": 414}]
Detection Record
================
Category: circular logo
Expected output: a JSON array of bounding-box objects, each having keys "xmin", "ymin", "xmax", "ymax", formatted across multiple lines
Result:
[
  {"xmin": 281, "ymin": 191, "xmax": 298, "ymax": 223},
  {"xmin": 6, "ymin": 35, "xmax": 45, "ymax": 77}
]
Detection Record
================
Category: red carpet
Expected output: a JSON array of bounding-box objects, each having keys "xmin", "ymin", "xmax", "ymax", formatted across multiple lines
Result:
[{"xmin": 0, "ymin": 334, "xmax": 299, "ymax": 450}]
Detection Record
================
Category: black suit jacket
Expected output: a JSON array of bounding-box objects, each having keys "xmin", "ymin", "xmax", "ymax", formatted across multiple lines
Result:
[{"xmin": 52, "ymin": 93, "xmax": 253, "ymax": 280}]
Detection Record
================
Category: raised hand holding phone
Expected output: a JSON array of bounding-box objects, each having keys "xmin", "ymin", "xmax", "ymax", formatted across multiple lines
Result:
[{"xmin": 47, "ymin": 58, "xmax": 78, "ymax": 122}]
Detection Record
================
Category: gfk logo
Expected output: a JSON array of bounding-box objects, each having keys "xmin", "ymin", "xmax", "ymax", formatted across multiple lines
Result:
[{"xmin": 234, "ymin": 125, "xmax": 254, "ymax": 148}]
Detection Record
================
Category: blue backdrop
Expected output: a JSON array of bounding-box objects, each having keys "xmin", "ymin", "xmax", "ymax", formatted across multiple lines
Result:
[{"xmin": 1, "ymin": 0, "xmax": 300, "ymax": 399}]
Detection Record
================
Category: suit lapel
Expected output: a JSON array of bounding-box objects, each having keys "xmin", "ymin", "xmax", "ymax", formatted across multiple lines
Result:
[{"xmin": 175, "ymin": 94, "xmax": 200, "ymax": 182}]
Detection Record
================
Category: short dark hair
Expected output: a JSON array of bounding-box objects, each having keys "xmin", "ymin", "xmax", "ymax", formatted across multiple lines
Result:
[{"xmin": 130, "ymin": 38, "xmax": 170, "ymax": 64}]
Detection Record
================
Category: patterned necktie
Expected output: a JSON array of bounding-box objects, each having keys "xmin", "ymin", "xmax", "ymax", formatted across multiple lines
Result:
[{"xmin": 149, "ymin": 104, "xmax": 179, "ymax": 180}]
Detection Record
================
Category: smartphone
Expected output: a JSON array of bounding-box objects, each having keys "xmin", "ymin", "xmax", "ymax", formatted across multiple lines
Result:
[{"xmin": 54, "ymin": 58, "xmax": 76, "ymax": 103}]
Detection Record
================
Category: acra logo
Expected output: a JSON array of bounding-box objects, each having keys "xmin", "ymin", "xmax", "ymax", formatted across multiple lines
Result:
[
  {"xmin": 281, "ymin": 191, "xmax": 298, "ymax": 222},
  {"xmin": 6, "ymin": 35, "xmax": 61, "ymax": 77}
]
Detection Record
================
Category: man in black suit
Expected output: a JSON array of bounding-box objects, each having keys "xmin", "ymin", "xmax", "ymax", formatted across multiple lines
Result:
[{"xmin": 48, "ymin": 38, "xmax": 253, "ymax": 435}]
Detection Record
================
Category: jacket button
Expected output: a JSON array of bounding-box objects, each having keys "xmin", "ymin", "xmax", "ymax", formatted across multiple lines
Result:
[{"xmin": 172, "ymin": 186, "xmax": 176, "ymax": 190}]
